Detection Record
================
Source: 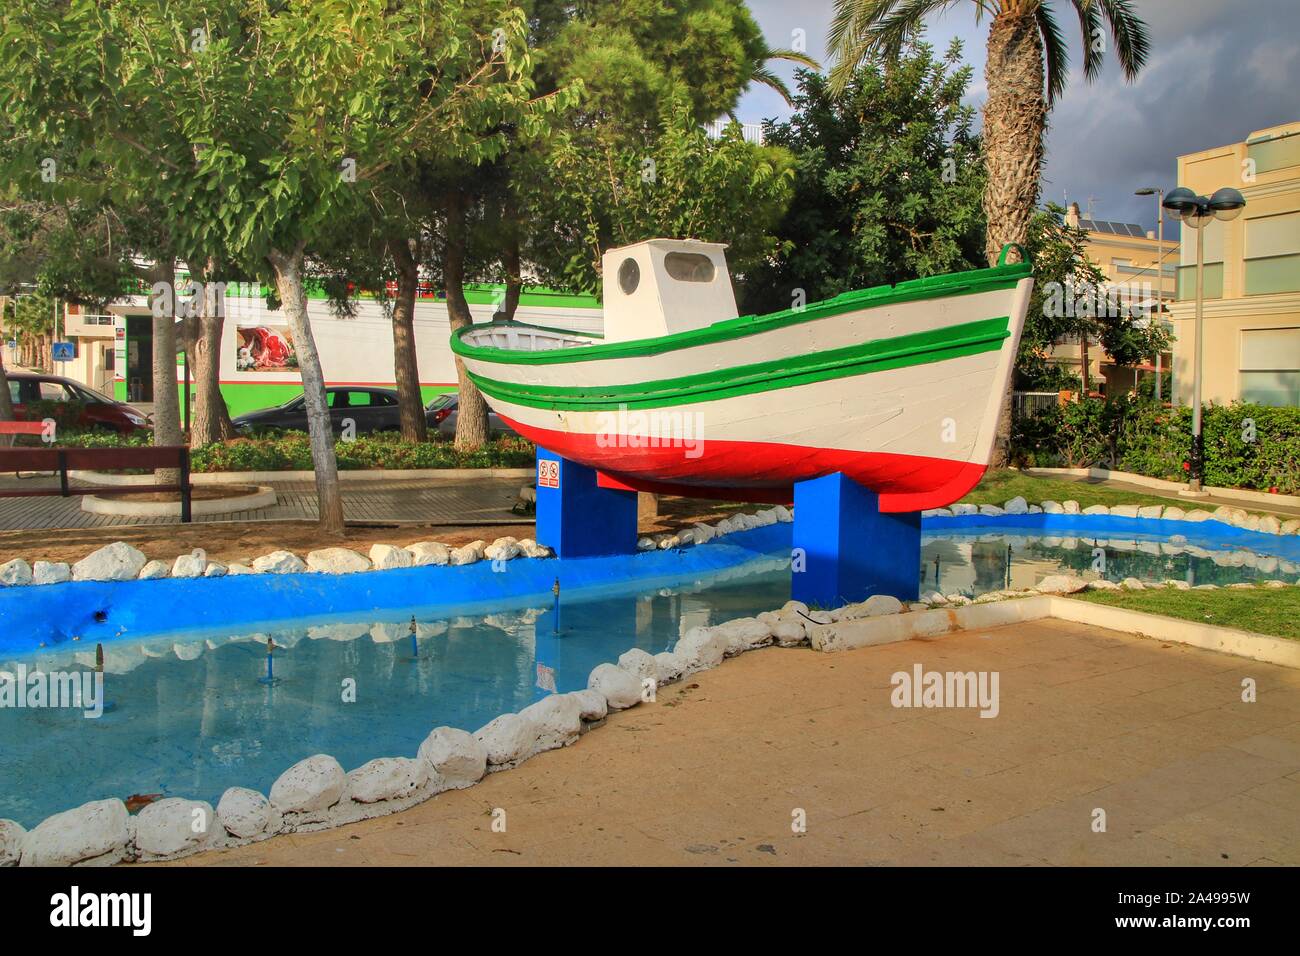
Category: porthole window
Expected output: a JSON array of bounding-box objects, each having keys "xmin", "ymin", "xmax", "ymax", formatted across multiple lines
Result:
[
  {"xmin": 664, "ymin": 252, "xmax": 716, "ymax": 282},
  {"xmin": 618, "ymin": 257, "xmax": 640, "ymax": 295}
]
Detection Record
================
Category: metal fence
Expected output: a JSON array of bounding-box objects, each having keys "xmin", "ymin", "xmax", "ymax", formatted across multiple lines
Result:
[{"xmin": 1012, "ymin": 391, "xmax": 1060, "ymax": 419}]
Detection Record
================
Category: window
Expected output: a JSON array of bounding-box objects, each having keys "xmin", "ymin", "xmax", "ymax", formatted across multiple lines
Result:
[
  {"xmin": 663, "ymin": 252, "xmax": 715, "ymax": 282},
  {"xmin": 7, "ymin": 381, "xmax": 19, "ymax": 404},
  {"xmin": 370, "ymin": 392, "xmax": 397, "ymax": 407},
  {"xmin": 1177, "ymin": 218, "xmax": 1225, "ymax": 300},
  {"xmin": 1240, "ymin": 328, "xmax": 1300, "ymax": 406},
  {"xmin": 618, "ymin": 258, "xmax": 640, "ymax": 295},
  {"xmin": 38, "ymin": 382, "xmax": 71, "ymax": 402},
  {"xmin": 1244, "ymin": 212, "xmax": 1300, "ymax": 295}
]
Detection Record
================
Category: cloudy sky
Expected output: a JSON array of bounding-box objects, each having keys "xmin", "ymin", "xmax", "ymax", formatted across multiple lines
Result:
[{"xmin": 738, "ymin": 0, "xmax": 1300, "ymax": 235}]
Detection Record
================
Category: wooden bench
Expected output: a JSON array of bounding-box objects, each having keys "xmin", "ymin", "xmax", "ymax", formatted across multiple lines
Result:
[{"xmin": 0, "ymin": 436, "xmax": 193, "ymax": 522}]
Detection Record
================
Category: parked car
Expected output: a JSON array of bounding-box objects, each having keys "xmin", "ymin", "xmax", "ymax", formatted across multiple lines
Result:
[
  {"xmin": 5, "ymin": 371, "xmax": 151, "ymax": 435},
  {"xmin": 426, "ymin": 392, "xmax": 518, "ymax": 439},
  {"xmin": 232, "ymin": 386, "xmax": 404, "ymax": 435}
]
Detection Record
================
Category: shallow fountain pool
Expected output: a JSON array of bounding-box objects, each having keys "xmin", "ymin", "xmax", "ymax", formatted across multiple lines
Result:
[{"xmin": 2, "ymin": 526, "xmax": 1294, "ymax": 827}]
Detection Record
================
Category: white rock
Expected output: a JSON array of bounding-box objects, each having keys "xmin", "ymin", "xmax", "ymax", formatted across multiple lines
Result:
[
  {"xmin": 772, "ymin": 505, "xmax": 793, "ymax": 522},
  {"xmin": 978, "ymin": 504, "xmax": 1005, "ymax": 516},
  {"xmin": 0, "ymin": 819, "xmax": 25, "ymax": 865},
  {"xmin": 306, "ymin": 547, "xmax": 371, "ymax": 574},
  {"xmin": 1003, "ymin": 496, "xmax": 1028, "ymax": 514},
  {"xmin": 569, "ymin": 688, "xmax": 608, "ymax": 722},
  {"xmin": 32, "ymin": 560, "xmax": 71, "ymax": 585},
  {"xmin": 1163, "ymin": 579, "xmax": 1191, "ymax": 590},
  {"xmin": 204, "ymin": 562, "xmax": 227, "ymax": 578},
  {"xmin": 920, "ymin": 590, "xmax": 947, "ymax": 605},
  {"xmin": 485, "ymin": 537, "xmax": 521, "ymax": 560},
  {"xmin": 407, "ymin": 542, "xmax": 451, "ymax": 566},
  {"xmin": 653, "ymin": 651, "xmax": 688, "ymax": 683},
  {"xmin": 946, "ymin": 594, "xmax": 972, "ymax": 606},
  {"xmin": 1258, "ymin": 515, "xmax": 1282, "ymax": 535},
  {"xmin": 137, "ymin": 559, "xmax": 170, "ymax": 580},
  {"xmin": 1183, "ymin": 509, "xmax": 1215, "ymax": 522},
  {"xmin": 0, "ymin": 559, "xmax": 32, "ymax": 586},
  {"xmin": 171, "ymin": 549, "xmax": 207, "ymax": 578},
  {"xmin": 417, "ymin": 727, "xmax": 487, "ymax": 788},
  {"xmin": 1282, "ymin": 519, "xmax": 1300, "ymax": 535},
  {"xmin": 587, "ymin": 662, "xmax": 643, "ymax": 710},
  {"xmin": 780, "ymin": 600, "xmax": 809, "ymax": 616},
  {"xmin": 1161, "ymin": 506, "xmax": 1186, "ymax": 521},
  {"xmin": 1035, "ymin": 574, "xmax": 1089, "ymax": 594},
  {"xmin": 1086, "ymin": 579, "xmax": 1121, "ymax": 590},
  {"xmin": 519, "ymin": 694, "xmax": 583, "ymax": 752},
  {"xmin": 20, "ymin": 799, "xmax": 130, "ymax": 866},
  {"xmin": 449, "ymin": 544, "xmax": 482, "ymax": 566},
  {"xmin": 617, "ymin": 648, "xmax": 657, "ymax": 682},
  {"xmin": 519, "ymin": 539, "xmax": 552, "ymax": 558},
  {"xmin": 951, "ymin": 503, "xmax": 978, "ymax": 516},
  {"xmin": 771, "ymin": 619, "xmax": 807, "ymax": 646},
  {"xmin": 226, "ymin": 563, "xmax": 255, "ymax": 576},
  {"xmin": 675, "ymin": 625, "xmax": 729, "ymax": 670},
  {"xmin": 474, "ymin": 714, "xmax": 538, "ymax": 767},
  {"xmin": 347, "ymin": 757, "xmax": 428, "ymax": 803},
  {"xmin": 835, "ymin": 594, "xmax": 904, "ymax": 620},
  {"xmin": 713, "ymin": 617, "xmax": 773, "ymax": 654},
  {"xmin": 216, "ymin": 787, "xmax": 273, "ymax": 839},
  {"xmin": 72, "ymin": 542, "xmax": 147, "ymax": 582},
  {"xmin": 1108, "ymin": 504, "xmax": 1139, "ymax": 518},
  {"xmin": 1137, "ymin": 505, "xmax": 1164, "ymax": 519},
  {"xmin": 269, "ymin": 754, "xmax": 347, "ymax": 813},
  {"xmin": 1041, "ymin": 500, "xmax": 1064, "ymax": 514},
  {"xmin": 1062, "ymin": 500, "xmax": 1081, "ymax": 514},
  {"xmin": 369, "ymin": 544, "xmax": 413, "ymax": 570},
  {"xmin": 1214, "ymin": 506, "xmax": 1249, "ymax": 527},
  {"xmin": 1081, "ymin": 505, "xmax": 1110, "ymax": 515},
  {"xmin": 637, "ymin": 537, "xmax": 657, "ymax": 551},
  {"xmin": 1028, "ymin": 504, "xmax": 1042, "ymax": 514},
  {"xmin": 135, "ymin": 798, "xmax": 217, "ymax": 857},
  {"xmin": 252, "ymin": 550, "xmax": 307, "ymax": 574},
  {"xmin": 1121, "ymin": 577, "xmax": 1146, "ymax": 590},
  {"xmin": 691, "ymin": 523, "xmax": 716, "ymax": 544}
]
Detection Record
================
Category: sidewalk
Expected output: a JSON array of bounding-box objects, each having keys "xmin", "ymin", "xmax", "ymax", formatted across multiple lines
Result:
[
  {"xmin": 166, "ymin": 617, "xmax": 1300, "ymax": 867},
  {"xmin": 1039, "ymin": 472, "xmax": 1300, "ymax": 519}
]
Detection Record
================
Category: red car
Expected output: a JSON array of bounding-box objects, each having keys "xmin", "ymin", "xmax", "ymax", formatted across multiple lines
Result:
[{"xmin": 5, "ymin": 371, "xmax": 151, "ymax": 435}]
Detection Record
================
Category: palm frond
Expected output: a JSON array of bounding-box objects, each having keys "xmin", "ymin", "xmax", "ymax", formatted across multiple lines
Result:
[
  {"xmin": 827, "ymin": 0, "xmax": 953, "ymax": 93},
  {"xmin": 763, "ymin": 47, "xmax": 822, "ymax": 71},
  {"xmin": 1038, "ymin": 2, "xmax": 1072, "ymax": 105},
  {"xmin": 1067, "ymin": 0, "xmax": 1104, "ymax": 81},
  {"xmin": 749, "ymin": 67, "xmax": 798, "ymax": 108},
  {"xmin": 1097, "ymin": 0, "xmax": 1151, "ymax": 79}
]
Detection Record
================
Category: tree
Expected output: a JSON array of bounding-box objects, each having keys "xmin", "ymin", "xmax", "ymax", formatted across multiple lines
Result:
[
  {"xmin": 828, "ymin": 0, "xmax": 1151, "ymax": 463},
  {"xmin": 1017, "ymin": 205, "xmax": 1169, "ymax": 395},
  {"xmin": 739, "ymin": 38, "xmax": 985, "ymax": 314},
  {"xmin": 2, "ymin": 0, "xmax": 549, "ymax": 533}
]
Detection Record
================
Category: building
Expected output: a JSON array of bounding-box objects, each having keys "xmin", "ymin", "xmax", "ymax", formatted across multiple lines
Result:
[
  {"xmin": 1044, "ymin": 203, "xmax": 1175, "ymax": 395},
  {"xmin": 70, "ymin": 281, "xmax": 602, "ymax": 415},
  {"xmin": 1170, "ymin": 121, "xmax": 1300, "ymax": 407}
]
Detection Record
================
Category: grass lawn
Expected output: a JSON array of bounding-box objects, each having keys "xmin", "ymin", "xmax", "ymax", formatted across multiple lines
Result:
[
  {"xmin": 961, "ymin": 470, "xmax": 1191, "ymax": 512},
  {"xmin": 1071, "ymin": 587, "xmax": 1300, "ymax": 641}
]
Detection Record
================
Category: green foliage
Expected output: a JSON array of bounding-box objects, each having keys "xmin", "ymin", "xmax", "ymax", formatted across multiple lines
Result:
[
  {"xmin": 188, "ymin": 431, "xmax": 536, "ymax": 472},
  {"xmin": 1014, "ymin": 398, "xmax": 1300, "ymax": 494},
  {"xmin": 740, "ymin": 39, "xmax": 985, "ymax": 312}
]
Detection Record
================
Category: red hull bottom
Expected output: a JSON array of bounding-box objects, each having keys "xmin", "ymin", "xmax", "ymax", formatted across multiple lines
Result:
[{"xmin": 502, "ymin": 416, "xmax": 986, "ymax": 513}]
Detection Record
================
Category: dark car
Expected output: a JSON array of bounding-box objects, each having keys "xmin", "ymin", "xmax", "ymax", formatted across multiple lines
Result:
[
  {"xmin": 6, "ymin": 371, "xmax": 151, "ymax": 435},
  {"xmin": 426, "ymin": 392, "xmax": 517, "ymax": 439},
  {"xmin": 233, "ymin": 386, "xmax": 403, "ymax": 435}
]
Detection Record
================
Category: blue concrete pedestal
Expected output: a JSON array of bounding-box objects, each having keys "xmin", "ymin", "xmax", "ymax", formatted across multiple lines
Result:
[
  {"xmin": 535, "ymin": 447, "xmax": 638, "ymax": 559},
  {"xmin": 791, "ymin": 472, "xmax": 921, "ymax": 607}
]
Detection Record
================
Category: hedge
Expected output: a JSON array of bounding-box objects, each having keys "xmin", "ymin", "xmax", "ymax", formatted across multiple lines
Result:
[{"xmin": 1013, "ymin": 397, "xmax": 1300, "ymax": 494}]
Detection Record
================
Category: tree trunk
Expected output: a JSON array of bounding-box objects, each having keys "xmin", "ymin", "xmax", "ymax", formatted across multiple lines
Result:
[
  {"xmin": 983, "ymin": 10, "xmax": 1045, "ymax": 467},
  {"xmin": 502, "ymin": 200, "xmax": 522, "ymax": 322},
  {"xmin": 1079, "ymin": 331, "xmax": 1090, "ymax": 397},
  {"xmin": 268, "ymin": 244, "xmax": 346, "ymax": 535},
  {"xmin": 149, "ymin": 262, "xmax": 184, "ymax": 484},
  {"xmin": 445, "ymin": 195, "xmax": 490, "ymax": 452},
  {"xmin": 189, "ymin": 259, "xmax": 236, "ymax": 447},
  {"xmin": 388, "ymin": 238, "xmax": 428, "ymax": 442}
]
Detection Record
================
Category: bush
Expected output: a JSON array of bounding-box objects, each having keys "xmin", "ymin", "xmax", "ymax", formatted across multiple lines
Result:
[
  {"xmin": 1014, "ymin": 397, "xmax": 1300, "ymax": 494},
  {"xmin": 188, "ymin": 430, "xmax": 535, "ymax": 472}
]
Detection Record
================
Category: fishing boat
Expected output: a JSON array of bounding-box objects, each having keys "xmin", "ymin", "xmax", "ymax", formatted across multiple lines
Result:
[{"xmin": 451, "ymin": 238, "xmax": 1033, "ymax": 513}]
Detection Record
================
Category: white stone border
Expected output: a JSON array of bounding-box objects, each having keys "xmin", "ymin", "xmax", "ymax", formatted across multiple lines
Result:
[
  {"xmin": 79, "ymin": 485, "xmax": 278, "ymax": 519},
  {"xmin": 7, "ymin": 571, "xmax": 1297, "ymax": 867},
  {"xmin": 1020, "ymin": 466, "xmax": 1300, "ymax": 510},
  {"xmin": 924, "ymin": 496, "xmax": 1300, "ymax": 537}
]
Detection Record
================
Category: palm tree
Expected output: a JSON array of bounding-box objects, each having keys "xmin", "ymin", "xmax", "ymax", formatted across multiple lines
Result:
[{"xmin": 828, "ymin": 0, "xmax": 1150, "ymax": 462}]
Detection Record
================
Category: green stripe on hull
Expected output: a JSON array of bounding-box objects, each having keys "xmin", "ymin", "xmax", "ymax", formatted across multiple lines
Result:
[
  {"xmin": 452, "ymin": 261, "xmax": 1029, "ymax": 366},
  {"xmin": 469, "ymin": 315, "xmax": 1010, "ymax": 412}
]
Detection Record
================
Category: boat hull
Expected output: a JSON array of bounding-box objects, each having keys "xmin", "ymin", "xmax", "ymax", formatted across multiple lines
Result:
[{"xmin": 454, "ymin": 263, "xmax": 1034, "ymax": 512}]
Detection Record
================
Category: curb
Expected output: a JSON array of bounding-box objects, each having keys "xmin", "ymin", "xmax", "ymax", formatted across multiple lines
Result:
[
  {"xmin": 68, "ymin": 467, "xmax": 536, "ymax": 486},
  {"xmin": 79, "ymin": 486, "xmax": 279, "ymax": 519},
  {"xmin": 1021, "ymin": 466, "xmax": 1300, "ymax": 510}
]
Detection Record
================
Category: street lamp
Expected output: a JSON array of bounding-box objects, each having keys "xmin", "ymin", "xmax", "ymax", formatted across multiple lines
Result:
[
  {"xmin": 1161, "ymin": 185, "xmax": 1247, "ymax": 493},
  {"xmin": 1135, "ymin": 187, "xmax": 1165, "ymax": 399}
]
